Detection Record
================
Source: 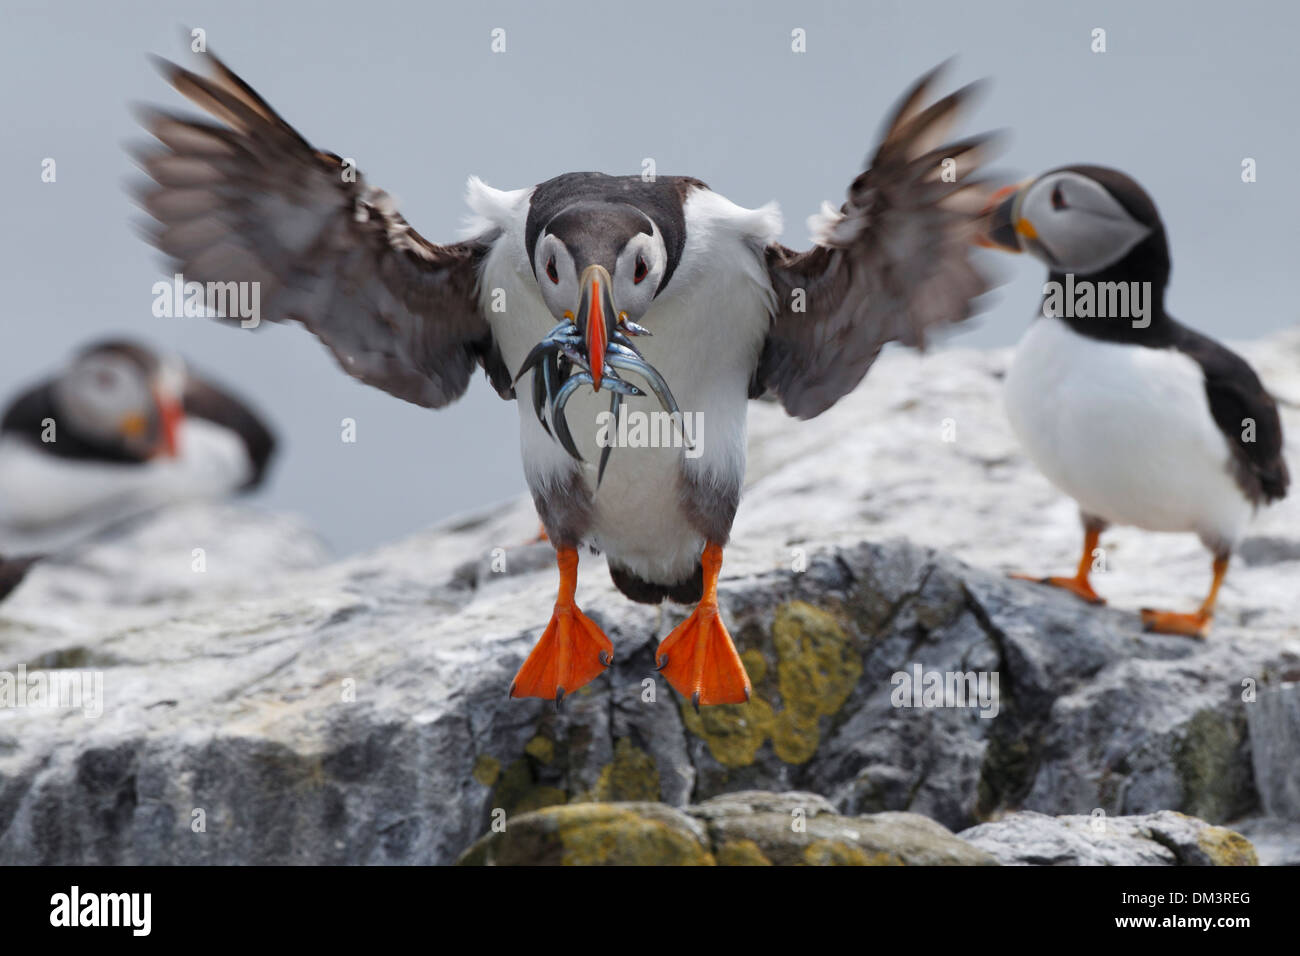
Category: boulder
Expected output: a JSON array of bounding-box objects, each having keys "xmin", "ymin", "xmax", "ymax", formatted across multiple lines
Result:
[
  {"xmin": 1, "ymin": 332, "xmax": 1297, "ymax": 865},
  {"xmin": 458, "ymin": 790, "xmax": 995, "ymax": 866}
]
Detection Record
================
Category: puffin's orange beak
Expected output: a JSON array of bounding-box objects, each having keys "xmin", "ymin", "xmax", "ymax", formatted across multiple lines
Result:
[
  {"xmin": 575, "ymin": 264, "xmax": 616, "ymax": 392},
  {"xmin": 154, "ymin": 390, "xmax": 184, "ymax": 458},
  {"xmin": 976, "ymin": 179, "xmax": 1032, "ymax": 252}
]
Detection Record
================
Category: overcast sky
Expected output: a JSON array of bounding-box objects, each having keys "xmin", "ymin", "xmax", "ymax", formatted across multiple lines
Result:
[{"xmin": 2, "ymin": 0, "xmax": 1295, "ymax": 554}]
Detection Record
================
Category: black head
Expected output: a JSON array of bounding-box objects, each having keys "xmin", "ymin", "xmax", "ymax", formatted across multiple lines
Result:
[
  {"xmin": 523, "ymin": 173, "xmax": 701, "ymax": 390},
  {"xmin": 979, "ymin": 164, "xmax": 1170, "ymax": 287},
  {"xmin": 49, "ymin": 339, "xmax": 185, "ymax": 460}
]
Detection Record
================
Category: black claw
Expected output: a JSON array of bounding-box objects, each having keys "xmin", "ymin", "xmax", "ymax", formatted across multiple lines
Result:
[
  {"xmin": 655, "ymin": 654, "xmax": 668, "ymax": 672},
  {"xmin": 691, "ymin": 691, "xmax": 701, "ymax": 714},
  {"xmin": 555, "ymin": 687, "xmax": 566, "ymax": 711},
  {"xmin": 598, "ymin": 650, "xmax": 612, "ymax": 667}
]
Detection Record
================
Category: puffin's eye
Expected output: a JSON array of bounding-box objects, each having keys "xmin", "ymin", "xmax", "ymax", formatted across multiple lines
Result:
[
  {"xmin": 546, "ymin": 256, "xmax": 559, "ymax": 284},
  {"xmin": 1051, "ymin": 184, "xmax": 1067, "ymax": 211},
  {"xmin": 633, "ymin": 254, "xmax": 648, "ymax": 284}
]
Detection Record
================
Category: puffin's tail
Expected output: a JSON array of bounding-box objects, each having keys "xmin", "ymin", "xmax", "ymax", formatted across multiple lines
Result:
[{"xmin": 608, "ymin": 561, "xmax": 702, "ymax": 606}]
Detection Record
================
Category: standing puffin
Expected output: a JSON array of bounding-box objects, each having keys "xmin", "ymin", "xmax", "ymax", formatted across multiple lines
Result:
[
  {"xmin": 979, "ymin": 165, "xmax": 1289, "ymax": 636},
  {"xmin": 0, "ymin": 339, "xmax": 275, "ymax": 548},
  {"xmin": 133, "ymin": 50, "xmax": 997, "ymax": 706}
]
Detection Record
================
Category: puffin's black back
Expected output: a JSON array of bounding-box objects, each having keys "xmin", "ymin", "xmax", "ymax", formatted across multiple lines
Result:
[{"xmin": 182, "ymin": 374, "xmax": 277, "ymax": 490}]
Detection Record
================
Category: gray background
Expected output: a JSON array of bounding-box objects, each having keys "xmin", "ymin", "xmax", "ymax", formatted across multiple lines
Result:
[{"xmin": 2, "ymin": 0, "xmax": 1294, "ymax": 554}]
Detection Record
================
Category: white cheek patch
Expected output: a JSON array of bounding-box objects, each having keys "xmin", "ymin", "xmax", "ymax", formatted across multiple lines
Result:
[
  {"xmin": 614, "ymin": 224, "xmax": 667, "ymax": 309},
  {"xmin": 1024, "ymin": 174, "xmax": 1152, "ymax": 274},
  {"xmin": 536, "ymin": 235, "xmax": 577, "ymax": 315}
]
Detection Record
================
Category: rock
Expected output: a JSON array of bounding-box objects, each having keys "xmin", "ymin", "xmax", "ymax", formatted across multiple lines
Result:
[
  {"xmin": 1245, "ymin": 681, "xmax": 1300, "ymax": 819},
  {"xmin": 2, "ymin": 332, "xmax": 1298, "ymax": 864},
  {"xmin": 959, "ymin": 810, "xmax": 1258, "ymax": 866},
  {"xmin": 458, "ymin": 790, "xmax": 994, "ymax": 866},
  {"xmin": 457, "ymin": 803, "xmax": 715, "ymax": 866},
  {"xmin": 1229, "ymin": 817, "xmax": 1300, "ymax": 866}
]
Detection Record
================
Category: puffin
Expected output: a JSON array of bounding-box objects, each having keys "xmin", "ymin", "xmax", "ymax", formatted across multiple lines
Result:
[
  {"xmin": 133, "ymin": 49, "xmax": 997, "ymax": 706},
  {"xmin": 978, "ymin": 165, "xmax": 1289, "ymax": 637},
  {"xmin": 0, "ymin": 339, "xmax": 276, "ymax": 549}
]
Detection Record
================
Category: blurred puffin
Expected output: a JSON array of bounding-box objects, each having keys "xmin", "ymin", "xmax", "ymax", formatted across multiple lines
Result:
[
  {"xmin": 979, "ymin": 165, "xmax": 1289, "ymax": 636},
  {"xmin": 134, "ymin": 50, "xmax": 998, "ymax": 706},
  {"xmin": 0, "ymin": 339, "xmax": 275, "ymax": 550}
]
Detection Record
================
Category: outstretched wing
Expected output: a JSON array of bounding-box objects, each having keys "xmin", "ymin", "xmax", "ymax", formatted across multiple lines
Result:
[
  {"xmin": 132, "ymin": 51, "xmax": 511, "ymax": 409},
  {"xmin": 757, "ymin": 64, "xmax": 999, "ymax": 419}
]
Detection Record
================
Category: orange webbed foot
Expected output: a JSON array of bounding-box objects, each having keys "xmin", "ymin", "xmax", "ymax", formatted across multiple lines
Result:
[
  {"xmin": 1139, "ymin": 607, "xmax": 1211, "ymax": 639},
  {"xmin": 1010, "ymin": 572, "xmax": 1105, "ymax": 605},
  {"xmin": 654, "ymin": 543, "xmax": 750, "ymax": 709},
  {"xmin": 509, "ymin": 547, "xmax": 612, "ymax": 705},
  {"xmin": 655, "ymin": 602, "xmax": 751, "ymax": 709},
  {"xmin": 510, "ymin": 601, "xmax": 613, "ymax": 705}
]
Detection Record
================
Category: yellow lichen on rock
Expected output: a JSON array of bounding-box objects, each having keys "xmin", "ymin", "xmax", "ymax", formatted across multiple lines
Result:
[
  {"xmin": 552, "ymin": 805, "xmax": 715, "ymax": 866},
  {"xmin": 471, "ymin": 754, "xmax": 500, "ymax": 787},
  {"xmin": 679, "ymin": 696, "xmax": 777, "ymax": 768},
  {"xmin": 594, "ymin": 738, "xmax": 661, "ymax": 802},
  {"xmin": 679, "ymin": 601, "xmax": 862, "ymax": 767},
  {"xmin": 494, "ymin": 757, "xmax": 566, "ymax": 815},
  {"xmin": 1195, "ymin": 825, "xmax": 1259, "ymax": 866},
  {"xmin": 716, "ymin": 839, "xmax": 774, "ymax": 866},
  {"xmin": 523, "ymin": 735, "xmax": 554, "ymax": 765},
  {"xmin": 802, "ymin": 840, "xmax": 902, "ymax": 866}
]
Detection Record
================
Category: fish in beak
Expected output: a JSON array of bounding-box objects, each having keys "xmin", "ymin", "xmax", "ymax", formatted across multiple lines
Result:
[
  {"xmin": 513, "ymin": 266, "xmax": 685, "ymax": 487},
  {"xmin": 976, "ymin": 178, "xmax": 1034, "ymax": 253}
]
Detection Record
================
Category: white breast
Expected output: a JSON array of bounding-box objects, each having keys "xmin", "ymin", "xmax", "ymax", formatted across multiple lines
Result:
[
  {"xmin": 1003, "ymin": 316, "xmax": 1253, "ymax": 549},
  {"xmin": 474, "ymin": 180, "xmax": 781, "ymax": 583},
  {"xmin": 0, "ymin": 418, "xmax": 253, "ymax": 551}
]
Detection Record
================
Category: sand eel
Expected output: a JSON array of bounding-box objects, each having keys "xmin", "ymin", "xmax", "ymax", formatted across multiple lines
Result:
[
  {"xmin": 978, "ymin": 165, "xmax": 1289, "ymax": 637},
  {"xmin": 0, "ymin": 339, "xmax": 275, "ymax": 550},
  {"xmin": 133, "ymin": 50, "xmax": 997, "ymax": 706}
]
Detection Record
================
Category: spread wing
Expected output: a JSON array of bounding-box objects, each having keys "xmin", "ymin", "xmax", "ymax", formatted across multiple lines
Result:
[
  {"xmin": 757, "ymin": 64, "xmax": 999, "ymax": 419},
  {"xmin": 132, "ymin": 51, "xmax": 511, "ymax": 409}
]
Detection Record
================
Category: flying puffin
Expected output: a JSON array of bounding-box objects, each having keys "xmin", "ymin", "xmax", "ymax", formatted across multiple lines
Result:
[
  {"xmin": 978, "ymin": 165, "xmax": 1289, "ymax": 637},
  {"xmin": 0, "ymin": 339, "xmax": 276, "ymax": 549},
  {"xmin": 133, "ymin": 50, "xmax": 997, "ymax": 706}
]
